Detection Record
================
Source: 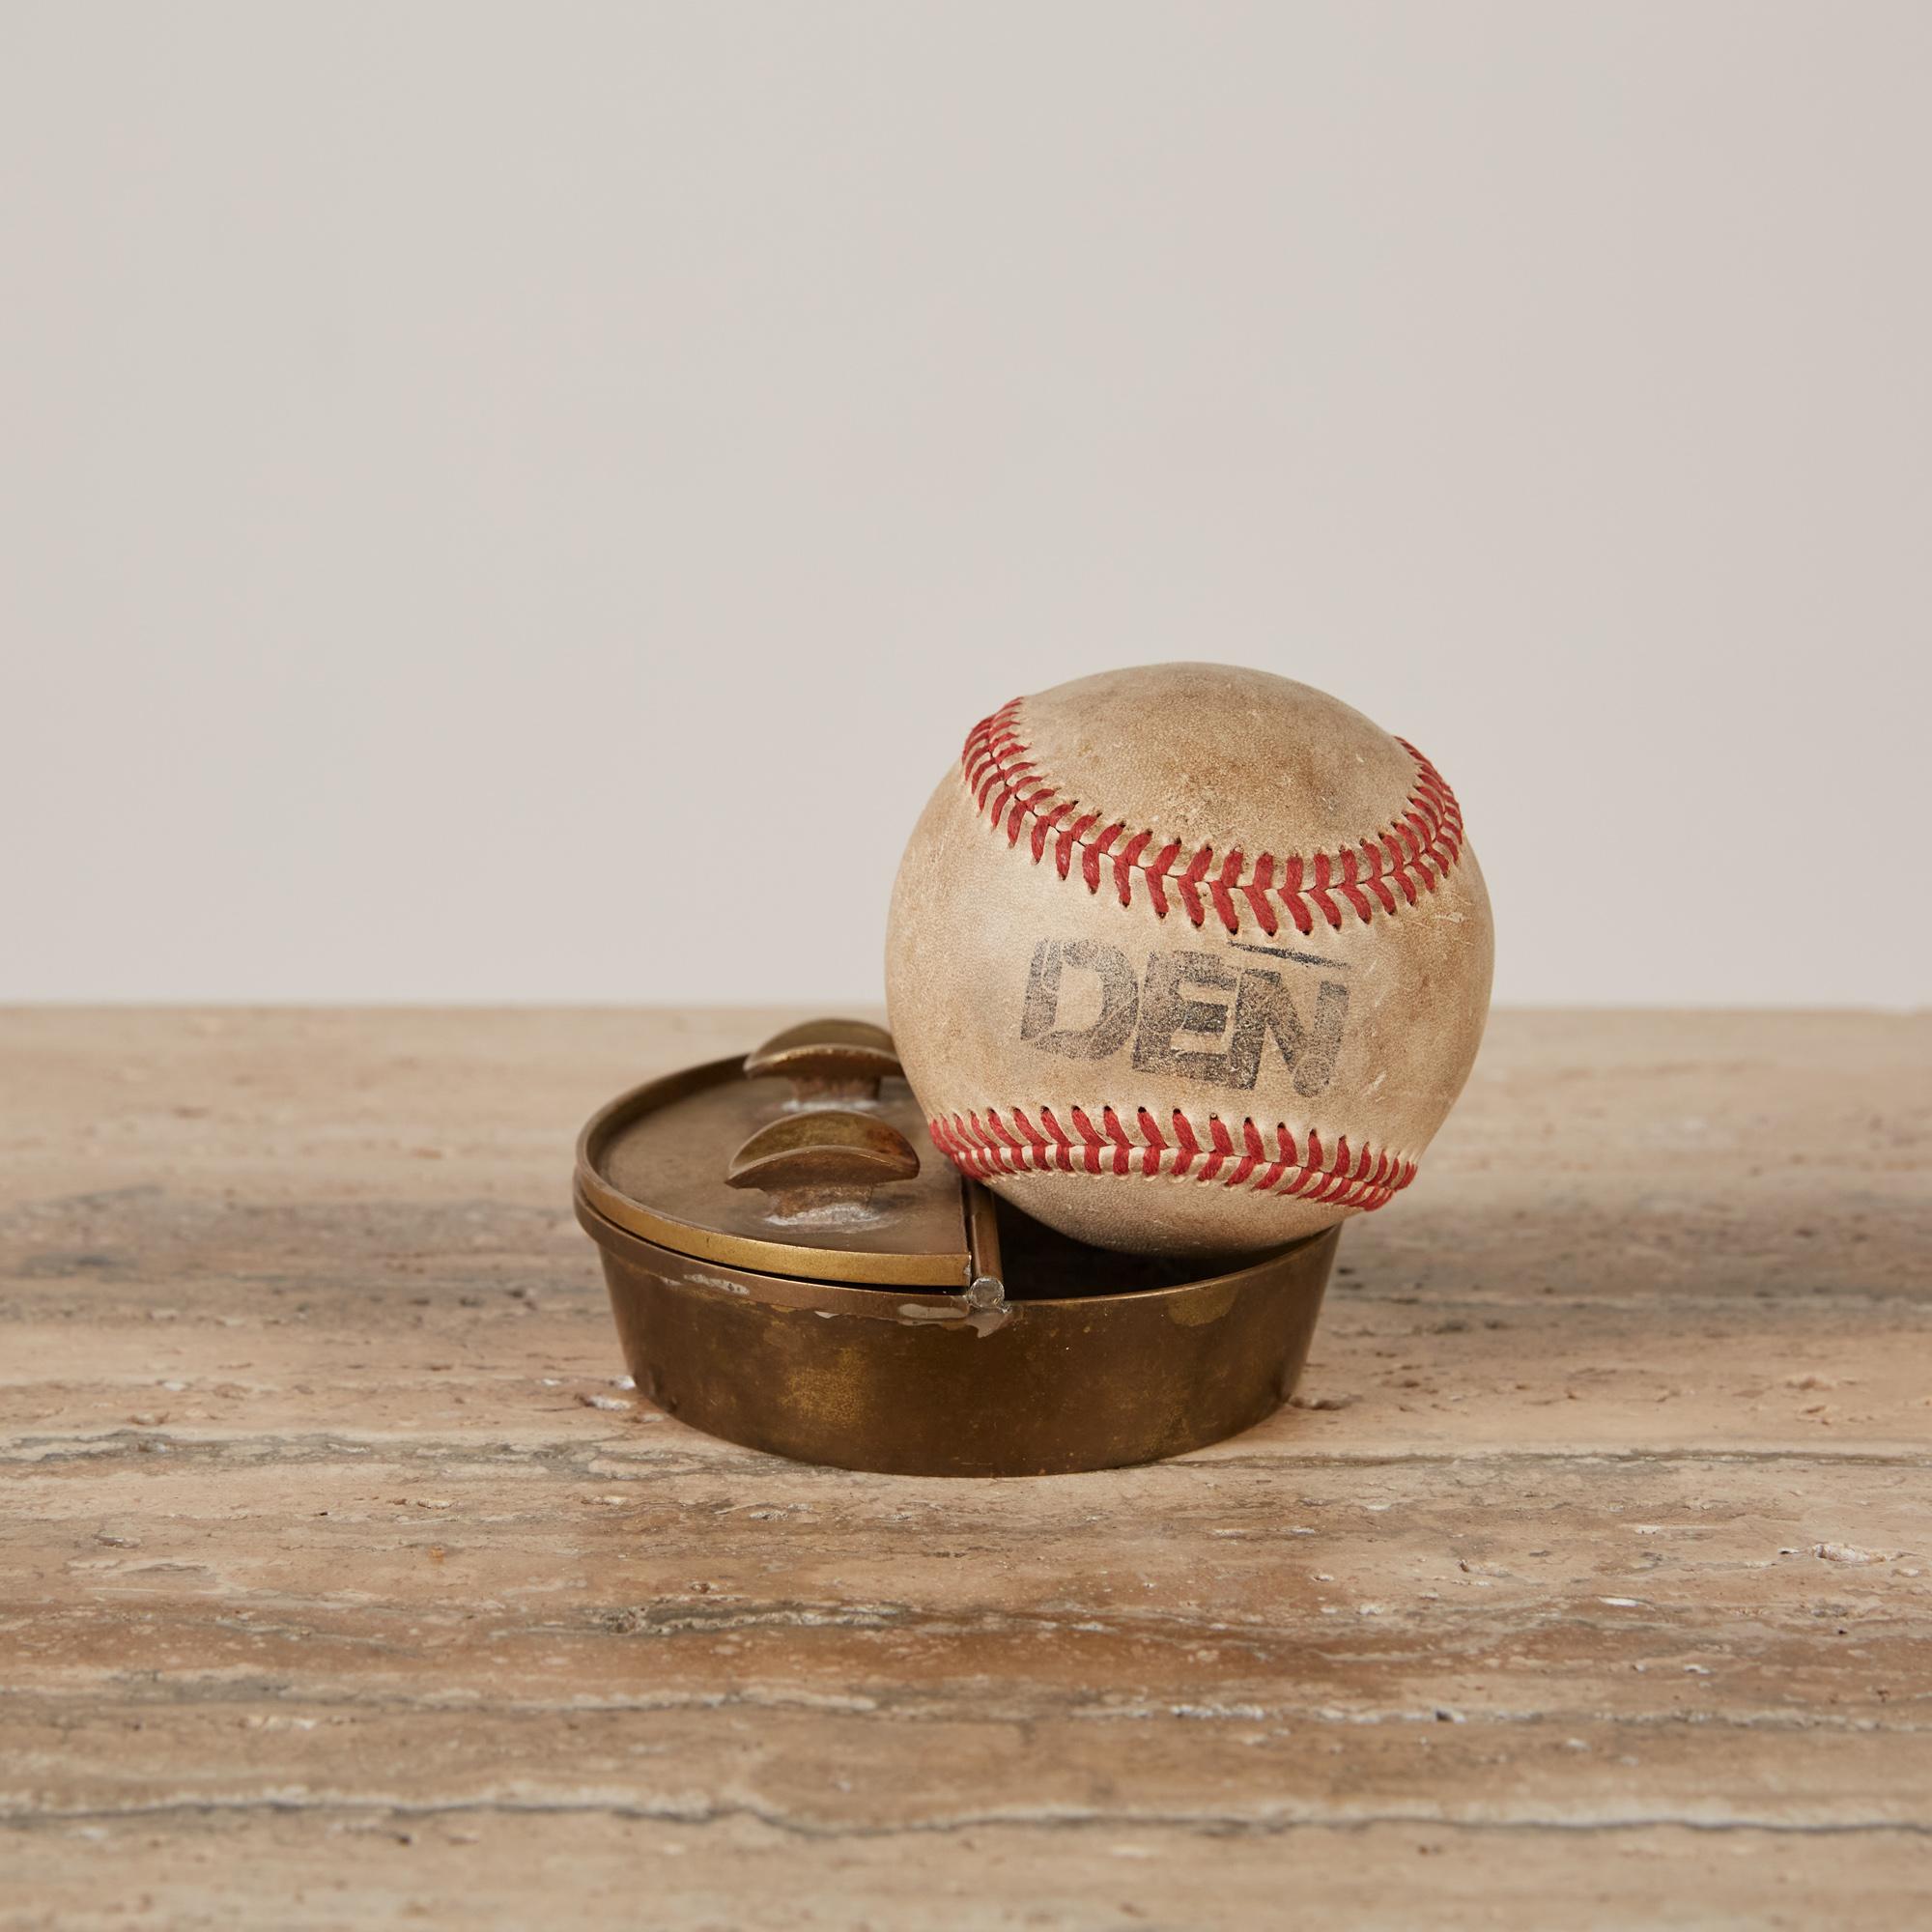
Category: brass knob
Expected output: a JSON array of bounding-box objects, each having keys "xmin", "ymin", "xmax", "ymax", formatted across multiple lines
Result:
[
  {"xmin": 743, "ymin": 1018, "xmax": 901, "ymax": 1101},
  {"xmin": 724, "ymin": 1109, "xmax": 921, "ymax": 1209}
]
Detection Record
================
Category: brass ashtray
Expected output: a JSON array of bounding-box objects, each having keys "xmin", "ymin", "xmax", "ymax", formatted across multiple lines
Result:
[{"xmin": 573, "ymin": 1020, "xmax": 1338, "ymax": 1477}]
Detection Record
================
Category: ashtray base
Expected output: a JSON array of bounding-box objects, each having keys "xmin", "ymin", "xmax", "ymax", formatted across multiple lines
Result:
[{"xmin": 577, "ymin": 1195, "xmax": 1338, "ymax": 1477}]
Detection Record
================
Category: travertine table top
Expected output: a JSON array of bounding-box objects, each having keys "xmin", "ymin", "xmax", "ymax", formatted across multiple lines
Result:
[{"xmin": 3, "ymin": 1009, "xmax": 1927, "ymax": 1928}]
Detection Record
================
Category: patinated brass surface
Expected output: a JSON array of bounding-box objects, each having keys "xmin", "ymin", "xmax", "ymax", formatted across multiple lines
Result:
[
  {"xmin": 576, "ymin": 1193, "xmax": 1336, "ymax": 1477},
  {"xmin": 577, "ymin": 1055, "xmax": 970, "ymax": 1288},
  {"xmin": 575, "ymin": 1022, "xmax": 1340, "ymax": 1473},
  {"xmin": 740, "ymin": 1016, "xmax": 901, "ymax": 1098},
  {"xmin": 724, "ymin": 1109, "xmax": 921, "ymax": 1197}
]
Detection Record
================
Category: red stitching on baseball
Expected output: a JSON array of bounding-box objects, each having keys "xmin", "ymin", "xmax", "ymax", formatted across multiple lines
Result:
[
  {"xmin": 928, "ymin": 1107, "xmax": 1418, "ymax": 1213},
  {"xmin": 958, "ymin": 696, "xmax": 1464, "ymax": 934}
]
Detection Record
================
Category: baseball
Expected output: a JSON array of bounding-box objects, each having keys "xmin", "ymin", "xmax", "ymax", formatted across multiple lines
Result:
[{"xmin": 886, "ymin": 664, "xmax": 1493, "ymax": 1256}]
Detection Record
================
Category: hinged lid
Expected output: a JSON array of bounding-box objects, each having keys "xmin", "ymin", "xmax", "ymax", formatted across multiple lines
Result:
[{"xmin": 575, "ymin": 1019, "xmax": 979, "ymax": 1289}]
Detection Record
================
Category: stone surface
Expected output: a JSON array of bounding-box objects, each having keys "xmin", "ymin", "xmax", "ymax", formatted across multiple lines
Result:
[{"xmin": 1, "ymin": 1008, "xmax": 1928, "ymax": 1928}]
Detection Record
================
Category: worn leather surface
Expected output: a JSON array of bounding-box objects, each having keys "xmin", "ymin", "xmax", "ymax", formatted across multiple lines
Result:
[{"xmin": 886, "ymin": 664, "xmax": 1493, "ymax": 1257}]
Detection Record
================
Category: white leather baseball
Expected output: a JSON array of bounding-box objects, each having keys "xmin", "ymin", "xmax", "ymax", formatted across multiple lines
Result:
[{"xmin": 886, "ymin": 664, "xmax": 1493, "ymax": 1256}]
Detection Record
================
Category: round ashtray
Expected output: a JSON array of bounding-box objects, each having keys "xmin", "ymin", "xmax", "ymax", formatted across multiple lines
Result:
[{"xmin": 574, "ymin": 1020, "xmax": 1338, "ymax": 1477}]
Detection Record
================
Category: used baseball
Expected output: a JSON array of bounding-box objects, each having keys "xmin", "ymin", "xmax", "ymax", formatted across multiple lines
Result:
[{"xmin": 886, "ymin": 664, "xmax": 1493, "ymax": 1256}]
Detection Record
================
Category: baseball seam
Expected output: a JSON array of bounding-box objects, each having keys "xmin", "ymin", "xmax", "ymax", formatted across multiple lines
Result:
[
  {"xmin": 961, "ymin": 697, "xmax": 1464, "ymax": 936},
  {"xmin": 929, "ymin": 1105, "xmax": 1417, "ymax": 1213}
]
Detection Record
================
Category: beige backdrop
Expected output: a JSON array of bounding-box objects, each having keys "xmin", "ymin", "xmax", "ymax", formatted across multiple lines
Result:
[{"xmin": 1, "ymin": 1, "xmax": 1925, "ymax": 1007}]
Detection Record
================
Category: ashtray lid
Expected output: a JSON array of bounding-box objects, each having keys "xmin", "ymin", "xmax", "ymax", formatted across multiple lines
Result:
[{"xmin": 575, "ymin": 1019, "xmax": 976, "ymax": 1288}]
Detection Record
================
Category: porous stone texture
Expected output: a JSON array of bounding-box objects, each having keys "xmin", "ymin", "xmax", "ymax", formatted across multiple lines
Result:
[{"xmin": 2, "ymin": 1007, "xmax": 1929, "ymax": 1929}]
